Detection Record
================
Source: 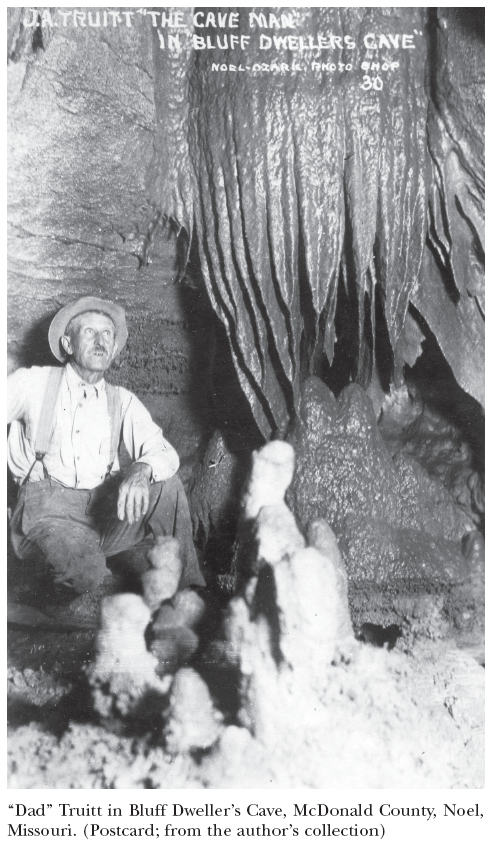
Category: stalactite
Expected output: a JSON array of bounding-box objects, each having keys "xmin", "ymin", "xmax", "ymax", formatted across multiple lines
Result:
[
  {"xmin": 145, "ymin": 6, "xmax": 483, "ymax": 433},
  {"xmin": 187, "ymin": 7, "xmax": 430, "ymax": 435}
]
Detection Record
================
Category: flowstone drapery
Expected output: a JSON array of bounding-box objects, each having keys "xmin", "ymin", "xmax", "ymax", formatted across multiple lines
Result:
[
  {"xmin": 142, "ymin": 7, "xmax": 483, "ymax": 435},
  {"xmin": 189, "ymin": 7, "xmax": 429, "ymax": 435}
]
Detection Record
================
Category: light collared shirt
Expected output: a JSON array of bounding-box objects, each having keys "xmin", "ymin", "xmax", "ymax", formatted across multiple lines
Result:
[{"xmin": 7, "ymin": 363, "xmax": 179, "ymax": 489}]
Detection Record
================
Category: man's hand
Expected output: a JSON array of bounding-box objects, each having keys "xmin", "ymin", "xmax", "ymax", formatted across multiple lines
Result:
[{"xmin": 117, "ymin": 462, "xmax": 152, "ymax": 524}]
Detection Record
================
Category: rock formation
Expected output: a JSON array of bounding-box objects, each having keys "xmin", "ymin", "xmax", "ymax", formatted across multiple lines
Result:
[
  {"xmin": 142, "ymin": 536, "xmax": 183, "ymax": 611},
  {"xmin": 288, "ymin": 376, "xmax": 474, "ymax": 583}
]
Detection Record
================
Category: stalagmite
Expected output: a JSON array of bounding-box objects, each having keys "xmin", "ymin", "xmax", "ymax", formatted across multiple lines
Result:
[
  {"xmin": 152, "ymin": 588, "xmax": 206, "ymax": 632},
  {"xmin": 242, "ymin": 440, "xmax": 296, "ymax": 520},
  {"xmin": 165, "ymin": 668, "xmax": 221, "ymax": 754},
  {"xmin": 87, "ymin": 594, "xmax": 170, "ymax": 719},
  {"xmin": 224, "ymin": 441, "xmax": 356, "ymax": 742},
  {"xmin": 142, "ymin": 536, "xmax": 183, "ymax": 611},
  {"xmin": 307, "ymin": 518, "xmax": 354, "ymax": 640}
]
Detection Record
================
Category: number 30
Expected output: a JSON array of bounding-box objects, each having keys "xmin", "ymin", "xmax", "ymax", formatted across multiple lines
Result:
[{"xmin": 361, "ymin": 75, "xmax": 383, "ymax": 91}]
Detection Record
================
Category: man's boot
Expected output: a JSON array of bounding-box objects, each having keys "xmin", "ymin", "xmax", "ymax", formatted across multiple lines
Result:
[{"xmin": 44, "ymin": 573, "xmax": 123, "ymax": 631}]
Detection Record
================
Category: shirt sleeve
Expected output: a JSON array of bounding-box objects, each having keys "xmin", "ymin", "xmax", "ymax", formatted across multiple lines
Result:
[
  {"xmin": 7, "ymin": 368, "xmax": 30, "ymax": 424},
  {"xmin": 120, "ymin": 391, "xmax": 180, "ymax": 482}
]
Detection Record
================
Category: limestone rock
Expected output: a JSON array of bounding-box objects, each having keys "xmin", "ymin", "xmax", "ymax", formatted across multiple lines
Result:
[
  {"xmin": 307, "ymin": 518, "xmax": 353, "ymax": 639},
  {"xmin": 165, "ymin": 669, "xmax": 221, "ymax": 754},
  {"xmin": 150, "ymin": 628, "xmax": 200, "ymax": 677},
  {"xmin": 142, "ymin": 537, "xmax": 183, "ymax": 611},
  {"xmin": 379, "ymin": 383, "xmax": 484, "ymax": 528},
  {"xmin": 288, "ymin": 377, "xmax": 473, "ymax": 584},
  {"xmin": 242, "ymin": 441, "xmax": 296, "ymax": 521},
  {"xmin": 231, "ymin": 442, "xmax": 302, "ymax": 585},
  {"xmin": 149, "ymin": 588, "xmax": 206, "ymax": 675},
  {"xmin": 189, "ymin": 430, "xmax": 241, "ymax": 542},
  {"xmin": 413, "ymin": 9, "xmax": 484, "ymax": 407},
  {"xmin": 339, "ymin": 514, "xmax": 467, "ymax": 583},
  {"xmin": 87, "ymin": 594, "xmax": 170, "ymax": 720},
  {"xmin": 254, "ymin": 504, "xmax": 304, "ymax": 571},
  {"xmin": 152, "ymin": 589, "xmax": 206, "ymax": 633}
]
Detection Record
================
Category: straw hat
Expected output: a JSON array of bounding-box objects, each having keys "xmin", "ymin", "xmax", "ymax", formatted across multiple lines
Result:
[{"xmin": 48, "ymin": 296, "xmax": 128, "ymax": 362}]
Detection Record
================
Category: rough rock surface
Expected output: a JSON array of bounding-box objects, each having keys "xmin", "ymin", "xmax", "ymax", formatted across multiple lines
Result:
[
  {"xmin": 379, "ymin": 381, "xmax": 484, "ymax": 529},
  {"xmin": 288, "ymin": 377, "xmax": 474, "ymax": 583},
  {"xmin": 188, "ymin": 429, "xmax": 254, "ymax": 586},
  {"xmin": 307, "ymin": 518, "xmax": 354, "ymax": 640},
  {"xmin": 150, "ymin": 588, "xmax": 206, "ymax": 675},
  {"xmin": 189, "ymin": 431, "xmax": 242, "ymax": 542}
]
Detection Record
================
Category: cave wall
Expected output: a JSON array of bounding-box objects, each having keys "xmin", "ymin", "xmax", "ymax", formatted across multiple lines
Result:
[
  {"xmin": 7, "ymin": 7, "xmax": 215, "ymax": 462},
  {"xmin": 411, "ymin": 8, "xmax": 484, "ymax": 407}
]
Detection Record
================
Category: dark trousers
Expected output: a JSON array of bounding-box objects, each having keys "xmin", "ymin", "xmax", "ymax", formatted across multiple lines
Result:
[{"xmin": 10, "ymin": 475, "xmax": 205, "ymax": 595}]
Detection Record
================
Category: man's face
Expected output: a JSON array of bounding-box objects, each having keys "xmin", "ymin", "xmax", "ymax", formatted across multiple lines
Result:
[{"xmin": 63, "ymin": 311, "xmax": 117, "ymax": 374}]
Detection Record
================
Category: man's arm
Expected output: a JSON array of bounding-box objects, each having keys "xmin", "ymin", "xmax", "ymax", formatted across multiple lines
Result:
[
  {"xmin": 7, "ymin": 368, "xmax": 31, "ymax": 424},
  {"xmin": 117, "ymin": 392, "xmax": 180, "ymax": 524}
]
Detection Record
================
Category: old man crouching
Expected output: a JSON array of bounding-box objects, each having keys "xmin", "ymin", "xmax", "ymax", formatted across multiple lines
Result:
[{"xmin": 7, "ymin": 297, "xmax": 204, "ymax": 626}]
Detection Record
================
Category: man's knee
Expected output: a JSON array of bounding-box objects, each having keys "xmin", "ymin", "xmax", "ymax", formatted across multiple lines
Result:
[{"xmin": 26, "ymin": 521, "xmax": 109, "ymax": 594}]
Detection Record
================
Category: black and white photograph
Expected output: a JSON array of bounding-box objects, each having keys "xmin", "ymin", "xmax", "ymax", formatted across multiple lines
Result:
[{"xmin": 7, "ymin": 3, "xmax": 485, "ymax": 804}]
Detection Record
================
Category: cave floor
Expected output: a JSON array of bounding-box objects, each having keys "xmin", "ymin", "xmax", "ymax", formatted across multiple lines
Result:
[{"xmin": 7, "ymin": 594, "xmax": 485, "ymax": 790}]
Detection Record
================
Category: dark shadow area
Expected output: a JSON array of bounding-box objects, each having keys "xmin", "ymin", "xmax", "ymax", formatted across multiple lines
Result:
[
  {"xmin": 321, "ymin": 269, "xmax": 359, "ymax": 396},
  {"xmin": 7, "ymin": 676, "xmax": 94, "ymax": 736},
  {"xmin": 425, "ymin": 234, "xmax": 460, "ymax": 305},
  {"xmin": 355, "ymin": 623, "xmax": 402, "ymax": 650},
  {"xmin": 406, "ymin": 306, "xmax": 484, "ymax": 481},
  {"xmin": 251, "ymin": 564, "xmax": 283, "ymax": 667},
  {"xmin": 454, "ymin": 195, "xmax": 485, "ymax": 269},
  {"xmin": 7, "ymin": 464, "xmax": 17, "ymax": 511},
  {"xmin": 426, "ymin": 7, "xmax": 440, "ymax": 107},
  {"xmin": 198, "ymin": 511, "xmax": 241, "ymax": 586},
  {"xmin": 373, "ymin": 283, "xmax": 394, "ymax": 393},
  {"xmin": 185, "ymin": 227, "xmax": 264, "ymax": 454},
  {"xmin": 297, "ymin": 205, "xmax": 319, "ymax": 380},
  {"xmin": 13, "ymin": 311, "xmax": 59, "ymax": 368},
  {"xmin": 358, "ymin": 287, "xmax": 374, "ymax": 389},
  {"xmin": 450, "ymin": 7, "xmax": 484, "ymax": 41}
]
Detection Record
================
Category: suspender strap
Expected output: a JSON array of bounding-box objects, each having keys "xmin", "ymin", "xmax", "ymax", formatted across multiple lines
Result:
[
  {"xmin": 26, "ymin": 368, "xmax": 124, "ymax": 483},
  {"xmin": 20, "ymin": 366, "xmax": 65, "ymax": 485},
  {"xmin": 105, "ymin": 382, "xmax": 123, "ymax": 477},
  {"xmin": 34, "ymin": 366, "xmax": 65, "ymax": 459}
]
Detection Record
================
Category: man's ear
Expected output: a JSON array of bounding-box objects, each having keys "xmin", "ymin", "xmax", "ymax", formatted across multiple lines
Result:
[
  {"xmin": 110, "ymin": 342, "xmax": 119, "ymax": 362},
  {"xmin": 60, "ymin": 335, "xmax": 73, "ymax": 357}
]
